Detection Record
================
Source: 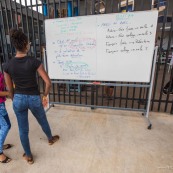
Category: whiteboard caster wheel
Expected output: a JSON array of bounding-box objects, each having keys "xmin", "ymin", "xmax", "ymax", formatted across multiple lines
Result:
[{"xmin": 148, "ymin": 124, "xmax": 152, "ymax": 130}]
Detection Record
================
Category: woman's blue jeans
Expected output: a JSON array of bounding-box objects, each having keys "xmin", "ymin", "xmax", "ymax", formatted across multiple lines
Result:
[
  {"xmin": 13, "ymin": 94, "xmax": 52, "ymax": 157},
  {"xmin": 0, "ymin": 103, "xmax": 11, "ymax": 154}
]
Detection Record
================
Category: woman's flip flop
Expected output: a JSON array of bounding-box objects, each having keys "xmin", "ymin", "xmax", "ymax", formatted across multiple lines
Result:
[{"xmin": 3, "ymin": 144, "xmax": 13, "ymax": 150}]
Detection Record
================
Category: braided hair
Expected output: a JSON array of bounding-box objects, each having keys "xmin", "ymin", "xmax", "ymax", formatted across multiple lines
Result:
[{"xmin": 9, "ymin": 29, "xmax": 28, "ymax": 52}]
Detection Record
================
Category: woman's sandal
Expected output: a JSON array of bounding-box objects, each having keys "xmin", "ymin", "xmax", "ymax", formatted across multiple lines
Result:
[
  {"xmin": 23, "ymin": 153, "xmax": 34, "ymax": 164},
  {"xmin": 48, "ymin": 135, "xmax": 60, "ymax": 145},
  {"xmin": 3, "ymin": 144, "xmax": 13, "ymax": 150},
  {"xmin": 0, "ymin": 153, "xmax": 11, "ymax": 163}
]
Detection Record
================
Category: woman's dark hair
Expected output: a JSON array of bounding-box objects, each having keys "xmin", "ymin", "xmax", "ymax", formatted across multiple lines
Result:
[{"xmin": 9, "ymin": 28, "xmax": 28, "ymax": 51}]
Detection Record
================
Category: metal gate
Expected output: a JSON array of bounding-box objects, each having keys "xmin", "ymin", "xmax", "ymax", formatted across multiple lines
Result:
[{"xmin": 0, "ymin": 0, "xmax": 173, "ymax": 113}]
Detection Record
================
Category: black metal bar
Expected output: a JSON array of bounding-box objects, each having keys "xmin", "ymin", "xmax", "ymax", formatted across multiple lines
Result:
[
  {"xmin": 107, "ymin": 88, "xmax": 110, "ymax": 107},
  {"xmin": 92, "ymin": 0, "xmax": 95, "ymax": 15},
  {"xmin": 4, "ymin": 0, "xmax": 13, "ymax": 57},
  {"xmin": 77, "ymin": 0, "xmax": 80, "ymax": 16},
  {"xmin": 84, "ymin": 0, "xmax": 87, "ymax": 15},
  {"xmin": 0, "ymin": 2, "xmax": 9, "ymax": 61},
  {"xmin": 96, "ymin": 85, "xmax": 98, "ymax": 105},
  {"xmin": 51, "ymin": 81, "xmax": 55, "ymax": 102},
  {"xmin": 85, "ymin": 84, "xmax": 87, "ymax": 105},
  {"xmin": 98, "ymin": 0, "xmax": 100, "ymax": 14},
  {"xmin": 57, "ymin": 83, "xmax": 61, "ymax": 102},
  {"xmin": 157, "ymin": 3, "xmax": 168, "ymax": 111},
  {"xmin": 47, "ymin": 0, "xmax": 50, "ymax": 19},
  {"xmin": 119, "ymin": 83, "xmax": 123, "ymax": 107},
  {"xmin": 125, "ymin": 84, "xmax": 129, "ymax": 108},
  {"xmin": 35, "ymin": 0, "xmax": 42, "ymax": 58},
  {"xmin": 35, "ymin": 0, "xmax": 43, "ymax": 91},
  {"xmin": 72, "ymin": 0, "xmax": 74, "ymax": 17},
  {"xmin": 0, "ymin": 27, "xmax": 6, "ymax": 63},
  {"xmin": 13, "ymin": 0, "xmax": 19, "ymax": 29},
  {"xmin": 9, "ymin": 0, "xmax": 14, "ymax": 28},
  {"xmin": 101, "ymin": 85, "xmax": 104, "ymax": 106},
  {"xmin": 111, "ymin": 0, "xmax": 113, "ymax": 13},
  {"xmin": 24, "ymin": 0, "xmax": 30, "ymax": 38},
  {"xmin": 68, "ymin": 86, "xmax": 70, "ymax": 103},
  {"xmin": 63, "ymin": 83, "xmax": 66, "ymax": 103},
  {"xmin": 19, "ymin": 0, "xmax": 24, "ymax": 31},
  {"xmin": 91, "ymin": 85, "xmax": 95, "ymax": 109},
  {"xmin": 40, "ymin": 0, "xmax": 47, "ymax": 97},
  {"xmin": 74, "ymin": 83, "xmax": 76, "ymax": 104},
  {"xmin": 59, "ymin": 0, "xmax": 62, "ymax": 18},
  {"xmin": 126, "ymin": 0, "xmax": 128, "ymax": 12},
  {"xmin": 150, "ymin": 61, "xmax": 160, "ymax": 110},
  {"xmin": 138, "ymin": 84, "xmax": 143, "ymax": 109},
  {"xmin": 29, "ymin": 0, "xmax": 37, "ymax": 58},
  {"xmin": 58, "ymin": 0, "xmax": 61, "ymax": 18},
  {"xmin": 149, "ymin": 0, "xmax": 153, "ymax": 10},
  {"xmin": 113, "ymin": 86, "xmax": 116, "ymax": 107},
  {"xmin": 140, "ymin": 0, "xmax": 144, "ymax": 11},
  {"xmin": 165, "ymin": 11, "xmax": 173, "ymax": 112},
  {"xmin": 131, "ymin": 83, "xmax": 136, "ymax": 108},
  {"xmin": 104, "ymin": 0, "xmax": 107, "ymax": 14},
  {"xmin": 53, "ymin": 0, "xmax": 56, "ymax": 18},
  {"xmin": 151, "ymin": 1, "xmax": 165, "ymax": 111},
  {"xmin": 24, "ymin": 0, "xmax": 31, "ymax": 55},
  {"xmin": 79, "ymin": 84, "xmax": 82, "ymax": 104},
  {"xmin": 118, "ymin": 0, "xmax": 121, "ymax": 12},
  {"xmin": 0, "ymin": 6, "xmax": 4, "ymax": 63},
  {"xmin": 65, "ymin": 0, "xmax": 68, "ymax": 17}
]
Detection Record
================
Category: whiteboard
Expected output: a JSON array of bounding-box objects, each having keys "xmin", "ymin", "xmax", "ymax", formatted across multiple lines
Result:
[{"xmin": 45, "ymin": 10, "xmax": 158, "ymax": 82}]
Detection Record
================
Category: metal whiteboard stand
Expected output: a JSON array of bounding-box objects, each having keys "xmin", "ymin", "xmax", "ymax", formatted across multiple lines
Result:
[
  {"xmin": 144, "ymin": 46, "xmax": 158, "ymax": 129},
  {"xmin": 43, "ymin": 47, "xmax": 158, "ymax": 129}
]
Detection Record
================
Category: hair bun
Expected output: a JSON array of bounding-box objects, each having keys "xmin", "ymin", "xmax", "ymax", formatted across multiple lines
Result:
[
  {"xmin": 9, "ymin": 28, "xmax": 17, "ymax": 37},
  {"xmin": 9, "ymin": 28, "xmax": 23, "ymax": 40},
  {"xmin": 9, "ymin": 28, "xmax": 28, "ymax": 51}
]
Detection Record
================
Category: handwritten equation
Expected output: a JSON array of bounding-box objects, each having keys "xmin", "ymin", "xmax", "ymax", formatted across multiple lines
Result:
[
  {"xmin": 53, "ymin": 38, "xmax": 96, "ymax": 58},
  {"xmin": 56, "ymin": 60, "xmax": 96, "ymax": 79}
]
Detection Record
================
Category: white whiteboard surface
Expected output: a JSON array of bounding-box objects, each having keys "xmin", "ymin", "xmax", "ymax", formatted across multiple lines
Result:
[{"xmin": 45, "ymin": 10, "xmax": 158, "ymax": 82}]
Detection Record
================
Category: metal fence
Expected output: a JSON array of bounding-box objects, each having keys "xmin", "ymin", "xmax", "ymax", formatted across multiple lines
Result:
[{"xmin": 0, "ymin": 0, "xmax": 173, "ymax": 114}]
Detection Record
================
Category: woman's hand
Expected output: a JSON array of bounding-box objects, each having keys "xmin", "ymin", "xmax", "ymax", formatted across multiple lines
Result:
[
  {"xmin": 42, "ymin": 96, "xmax": 48, "ymax": 108},
  {"xmin": 4, "ymin": 72, "xmax": 14, "ymax": 100},
  {"xmin": 0, "ymin": 91, "xmax": 13, "ymax": 100}
]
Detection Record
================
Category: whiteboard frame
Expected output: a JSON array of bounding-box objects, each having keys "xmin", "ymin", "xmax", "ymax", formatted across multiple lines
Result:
[{"xmin": 45, "ymin": 10, "xmax": 158, "ymax": 82}]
